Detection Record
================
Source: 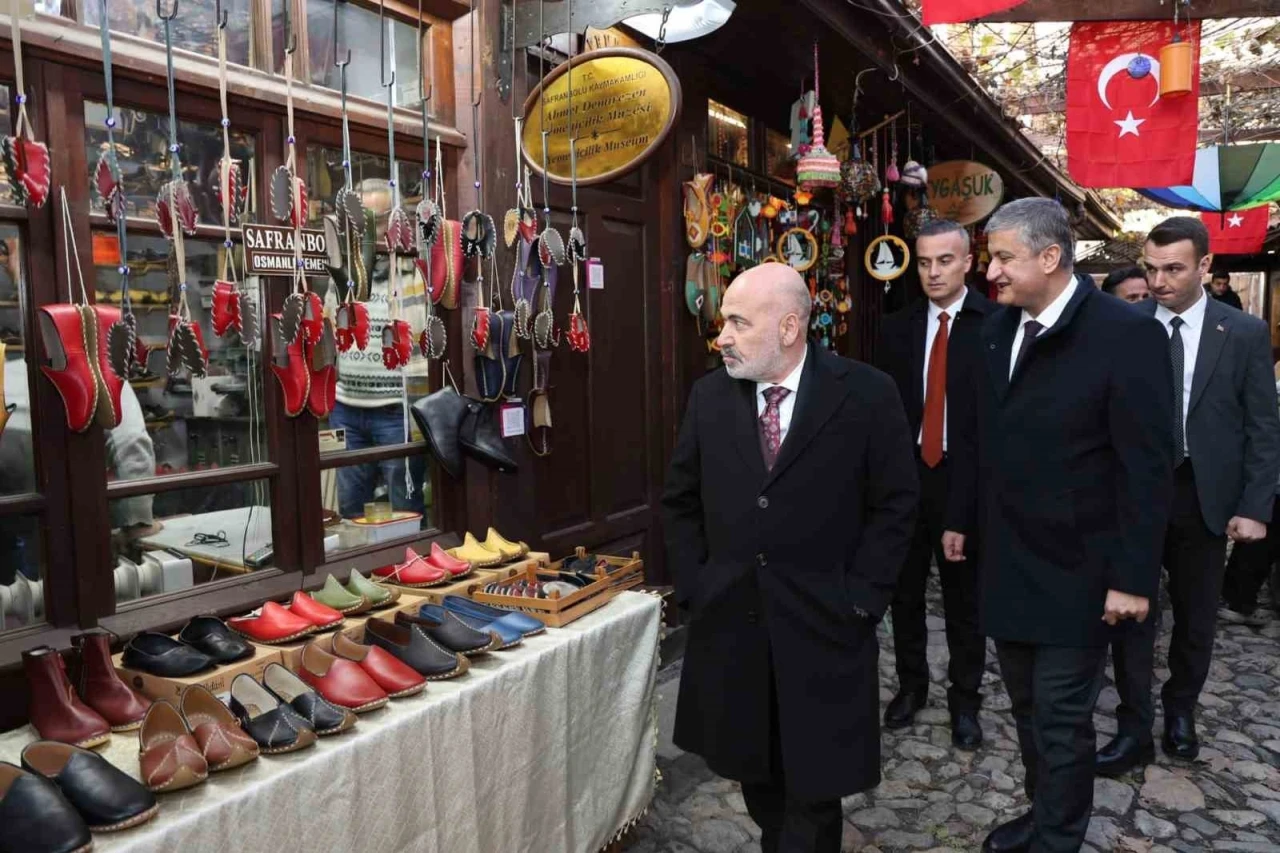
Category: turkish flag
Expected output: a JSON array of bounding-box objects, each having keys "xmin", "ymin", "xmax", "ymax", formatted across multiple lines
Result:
[
  {"xmin": 1066, "ymin": 21, "xmax": 1200, "ymax": 189},
  {"xmin": 921, "ymin": 0, "xmax": 1025, "ymax": 25},
  {"xmin": 1202, "ymin": 206, "xmax": 1270, "ymax": 256}
]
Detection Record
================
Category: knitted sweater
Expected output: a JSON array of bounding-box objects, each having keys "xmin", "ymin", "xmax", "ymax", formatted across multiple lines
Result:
[{"xmin": 335, "ymin": 255, "xmax": 430, "ymax": 408}]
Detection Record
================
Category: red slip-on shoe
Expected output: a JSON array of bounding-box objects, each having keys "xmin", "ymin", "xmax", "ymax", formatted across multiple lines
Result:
[
  {"xmin": 227, "ymin": 600, "xmax": 317, "ymax": 644},
  {"xmin": 297, "ymin": 640, "xmax": 388, "ymax": 713},
  {"xmin": 306, "ymin": 320, "xmax": 337, "ymax": 419},
  {"xmin": 269, "ymin": 312, "xmax": 310, "ymax": 418},
  {"xmin": 327, "ymin": 631, "xmax": 425, "ymax": 699},
  {"xmin": 427, "ymin": 541, "xmax": 472, "ymax": 578},
  {"xmin": 89, "ymin": 305, "xmax": 124, "ymax": 430},
  {"xmin": 210, "ymin": 281, "xmax": 241, "ymax": 337},
  {"xmin": 286, "ymin": 591, "xmax": 344, "ymax": 631},
  {"xmin": 37, "ymin": 303, "xmax": 99, "ymax": 433},
  {"xmin": 300, "ymin": 291, "xmax": 324, "ymax": 345},
  {"xmin": 371, "ymin": 547, "xmax": 448, "ymax": 588}
]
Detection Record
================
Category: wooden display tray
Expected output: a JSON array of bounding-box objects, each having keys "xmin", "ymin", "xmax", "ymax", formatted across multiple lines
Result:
[
  {"xmin": 379, "ymin": 553, "xmax": 550, "ymax": 604},
  {"xmin": 467, "ymin": 549, "xmax": 644, "ymax": 628},
  {"xmin": 114, "ymin": 641, "xmax": 282, "ymax": 702},
  {"xmin": 276, "ymin": 593, "xmax": 427, "ymax": 670}
]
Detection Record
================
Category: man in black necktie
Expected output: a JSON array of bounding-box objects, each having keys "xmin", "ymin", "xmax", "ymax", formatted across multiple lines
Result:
[
  {"xmin": 662, "ymin": 264, "xmax": 918, "ymax": 853},
  {"xmin": 949, "ymin": 199, "xmax": 1175, "ymax": 853},
  {"xmin": 1099, "ymin": 217, "xmax": 1280, "ymax": 777},
  {"xmin": 877, "ymin": 219, "xmax": 995, "ymax": 748}
]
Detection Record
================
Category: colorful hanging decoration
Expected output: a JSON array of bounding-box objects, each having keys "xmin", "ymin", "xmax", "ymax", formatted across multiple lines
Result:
[
  {"xmin": 563, "ymin": 1, "xmax": 590, "ymax": 355},
  {"xmin": 796, "ymin": 42, "xmax": 841, "ymax": 190},
  {"xmin": 885, "ymin": 119, "xmax": 900, "ymax": 184},
  {"xmin": 3, "ymin": 0, "xmax": 50, "ymax": 208},
  {"xmin": 210, "ymin": 3, "xmax": 246, "ymax": 342}
]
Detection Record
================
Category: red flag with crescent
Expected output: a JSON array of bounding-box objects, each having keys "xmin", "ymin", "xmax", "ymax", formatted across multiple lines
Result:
[
  {"xmin": 1201, "ymin": 206, "xmax": 1270, "ymax": 256},
  {"xmin": 920, "ymin": 0, "xmax": 1025, "ymax": 25},
  {"xmin": 1066, "ymin": 21, "xmax": 1200, "ymax": 189}
]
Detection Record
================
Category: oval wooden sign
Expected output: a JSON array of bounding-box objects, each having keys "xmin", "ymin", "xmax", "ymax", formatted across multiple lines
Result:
[
  {"xmin": 521, "ymin": 47, "xmax": 682, "ymax": 187},
  {"xmin": 926, "ymin": 161, "xmax": 1005, "ymax": 226}
]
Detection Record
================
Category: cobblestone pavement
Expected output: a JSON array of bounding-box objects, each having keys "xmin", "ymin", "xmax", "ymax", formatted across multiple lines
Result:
[{"xmin": 623, "ymin": 577, "xmax": 1280, "ymax": 853}]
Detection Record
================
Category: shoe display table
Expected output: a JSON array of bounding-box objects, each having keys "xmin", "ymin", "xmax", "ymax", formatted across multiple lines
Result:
[{"xmin": 0, "ymin": 591, "xmax": 662, "ymax": 853}]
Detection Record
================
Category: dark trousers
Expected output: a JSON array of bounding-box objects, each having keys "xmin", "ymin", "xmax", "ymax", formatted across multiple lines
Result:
[
  {"xmin": 890, "ymin": 454, "xmax": 984, "ymax": 712},
  {"xmin": 740, "ymin": 662, "xmax": 843, "ymax": 853},
  {"xmin": 1222, "ymin": 496, "xmax": 1280, "ymax": 615},
  {"xmin": 996, "ymin": 640, "xmax": 1107, "ymax": 853},
  {"xmin": 1112, "ymin": 463, "xmax": 1228, "ymax": 735}
]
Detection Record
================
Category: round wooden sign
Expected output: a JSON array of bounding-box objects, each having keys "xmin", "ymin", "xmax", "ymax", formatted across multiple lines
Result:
[
  {"xmin": 522, "ymin": 48, "xmax": 682, "ymax": 187},
  {"xmin": 925, "ymin": 161, "xmax": 1005, "ymax": 226}
]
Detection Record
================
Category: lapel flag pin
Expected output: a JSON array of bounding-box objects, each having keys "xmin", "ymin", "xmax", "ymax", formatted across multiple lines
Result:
[{"xmin": 1217, "ymin": 324, "xmax": 1225, "ymax": 332}]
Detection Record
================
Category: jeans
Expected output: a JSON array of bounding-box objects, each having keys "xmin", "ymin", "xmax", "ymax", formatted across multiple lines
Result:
[{"xmin": 329, "ymin": 401, "xmax": 425, "ymax": 519}]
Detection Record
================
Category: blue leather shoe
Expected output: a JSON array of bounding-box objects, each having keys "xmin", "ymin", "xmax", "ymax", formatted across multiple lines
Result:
[
  {"xmin": 444, "ymin": 610, "xmax": 524, "ymax": 649},
  {"xmin": 440, "ymin": 595, "xmax": 546, "ymax": 637}
]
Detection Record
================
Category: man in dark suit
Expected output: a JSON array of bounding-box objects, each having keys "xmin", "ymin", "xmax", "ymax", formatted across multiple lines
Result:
[
  {"xmin": 876, "ymin": 219, "xmax": 995, "ymax": 748},
  {"xmin": 1099, "ymin": 217, "xmax": 1280, "ymax": 776},
  {"xmin": 1207, "ymin": 268, "xmax": 1243, "ymax": 310},
  {"xmin": 949, "ymin": 198, "xmax": 1175, "ymax": 853},
  {"xmin": 662, "ymin": 263, "xmax": 918, "ymax": 853}
]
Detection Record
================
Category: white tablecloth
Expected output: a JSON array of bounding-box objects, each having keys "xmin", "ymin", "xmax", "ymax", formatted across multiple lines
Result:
[{"xmin": 0, "ymin": 592, "xmax": 662, "ymax": 853}]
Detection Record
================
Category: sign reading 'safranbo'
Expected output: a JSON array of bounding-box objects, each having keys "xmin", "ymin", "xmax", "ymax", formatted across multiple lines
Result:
[
  {"xmin": 926, "ymin": 161, "xmax": 1005, "ymax": 226},
  {"xmin": 522, "ymin": 47, "xmax": 681, "ymax": 186},
  {"xmin": 242, "ymin": 224, "xmax": 330, "ymax": 276}
]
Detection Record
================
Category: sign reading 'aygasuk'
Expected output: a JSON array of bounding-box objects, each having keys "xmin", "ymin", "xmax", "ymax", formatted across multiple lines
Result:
[
  {"xmin": 926, "ymin": 161, "xmax": 1005, "ymax": 226},
  {"xmin": 242, "ymin": 224, "xmax": 330, "ymax": 276},
  {"xmin": 522, "ymin": 47, "xmax": 681, "ymax": 187}
]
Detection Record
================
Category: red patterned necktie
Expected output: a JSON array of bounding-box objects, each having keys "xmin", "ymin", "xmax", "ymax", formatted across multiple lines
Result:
[
  {"xmin": 760, "ymin": 386, "xmax": 792, "ymax": 470},
  {"xmin": 920, "ymin": 311, "xmax": 949, "ymax": 468}
]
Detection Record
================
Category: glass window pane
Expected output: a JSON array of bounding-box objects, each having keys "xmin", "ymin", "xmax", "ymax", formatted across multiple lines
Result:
[
  {"xmin": 110, "ymin": 478, "xmax": 273, "ymax": 604},
  {"xmin": 708, "ymin": 99, "xmax": 749, "ymax": 167},
  {"xmin": 765, "ymin": 128, "xmax": 794, "ymax": 184},
  {"xmin": 0, "ymin": 225, "xmax": 37, "ymax": 498},
  {"xmin": 0, "ymin": 83, "xmax": 20, "ymax": 207},
  {"xmin": 93, "ymin": 233, "xmax": 269, "ymax": 480},
  {"xmin": 322, "ymin": 452, "xmax": 435, "ymax": 554},
  {"xmin": 0, "ymin": 514, "xmax": 44, "ymax": 631},
  {"xmin": 289, "ymin": 0, "xmax": 427, "ymax": 108},
  {"xmin": 304, "ymin": 145, "xmax": 423, "ymax": 227},
  {"xmin": 84, "ymin": 101, "xmax": 258, "ymax": 223},
  {"xmin": 84, "ymin": 0, "xmax": 253, "ymax": 66}
]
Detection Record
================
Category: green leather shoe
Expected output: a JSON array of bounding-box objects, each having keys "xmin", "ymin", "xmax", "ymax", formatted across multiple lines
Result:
[
  {"xmin": 312, "ymin": 575, "xmax": 370, "ymax": 615},
  {"xmin": 347, "ymin": 570, "xmax": 398, "ymax": 609}
]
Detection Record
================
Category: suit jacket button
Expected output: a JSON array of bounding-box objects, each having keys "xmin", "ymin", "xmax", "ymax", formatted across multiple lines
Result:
[
  {"xmin": 757, "ymin": 496, "xmax": 769, "ymax": 509},
  {"xmin": 756, "ymin": 553, "xmax": 767, "ymax": 567},
  {"xmin": 746, "ymin": 610, "xmax": 759, "ymax": 624}
]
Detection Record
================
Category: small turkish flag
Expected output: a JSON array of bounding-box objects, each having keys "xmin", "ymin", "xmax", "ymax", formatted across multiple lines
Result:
[
  {"xmin": 920, "ymin": 0, "xmax": 1025, "ymax": 25},
  {"xmin": 1202, "ymin": 206, "xmax": 1270, "ymax": 256},
  {"xmin": 1066, "ymin": 21, "xmax": 1200, "ymax": 189}
]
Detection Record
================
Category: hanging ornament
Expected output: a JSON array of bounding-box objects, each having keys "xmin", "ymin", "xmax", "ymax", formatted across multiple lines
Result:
[
  {"xmin": 211, "ymin": 6, "xmax": 245, "ymax": 340},
  {"xmin": 3, "ymin": 5, "xmax": 50, "ymax": 208},
  {"xmin": 881, "ymin": 188, "xmax": 894, "ymax": 225},
  {"xmin": 885, "ymin": 119, "xmax": 900, "ymax": 184},
  {"xmin": 796, "ymin": 42, "xmax": 841, "ymax": 191}
]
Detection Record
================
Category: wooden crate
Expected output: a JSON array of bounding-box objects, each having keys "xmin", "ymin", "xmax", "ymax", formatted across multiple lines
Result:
[
  {"xmin": 114, "ymin": 642, "xmax": 282, "ymax": 702},
  {"xmin": 466, "ymin": 550, "xmax": 644, "ymax": 628}
]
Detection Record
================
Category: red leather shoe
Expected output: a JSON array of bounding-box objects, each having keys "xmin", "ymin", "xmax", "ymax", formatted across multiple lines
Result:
[
  {"xmin": 371, "ymin": 547, "xmax": 448, "ymax": 588},
  {"xmin": 381, "ymin": 319, "xmax": 412, "ymax": 370},
  {"xmin": 210, "ymin": 281, "xmax": 241, "ymax": 337},
  {"xmin": 90, "ymin": 305, "xmax": 124, "ymax": 430},
  {"xmin": 327, "ymin": 631, "xmax": 425, "ymax": 699},
  {"xmin": 72, "ymin": 630, "xmax": 148, "ymax": 732},
  {"xmin": 227, "ymin": 600, "xmax": 317, "ymax": 644},
  {"xmin": 427, "ymin": 542, "xmax": 472, "ymax": 578},
  {"xmin": 300, "ymin": 291, "xmax": 324, "ymax": 344},
  {"xmin": 23, "ymin": 647, "xmax": 111, "ymax": 749},
  {"xmin": 306, "ymin": 321, "xmax": 337, "ymax": 419},
  {"xmin": 296, "ymin": 640, "xmax": 389, "ymax": 713},
  {"xmin": 269, "ymin": 312, "xmax": 310, "ymax": 418},
  {"xmin": 37, "ymin": 304, "xmax": 99, "ymax": 433},
  {"xmin": 335, "ymin": 301, "xmax": 370, "ymax": 352},
  {"xmin": 286, "ymin": 591, "xmax": 344, "ymax": 631}
]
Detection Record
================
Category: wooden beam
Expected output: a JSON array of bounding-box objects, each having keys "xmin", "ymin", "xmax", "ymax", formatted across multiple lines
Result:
[
  {"xmin": 981, "ymin": 0, "xmax": 1280, "ymax": 21},
  {"xmin": 1200, "ymin": 126, "xmax": 1280, "ymax": 143}
]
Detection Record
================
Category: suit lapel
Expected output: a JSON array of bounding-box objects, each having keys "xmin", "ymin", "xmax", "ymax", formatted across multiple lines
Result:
[
  {"xmin": 1189, "ymin": 299, "xmax": 1230, "ymax": 415},
  {"xmin": 763, "ymin": 346, "xmax": 848, "ymax": 489},
  {"xmin": 731, "ymin": 377, "xmax": 767, "ymax": 479},
  {"xmin": 999, "ymin": 280, "xmax": 1093, "ymax": 391},
  {"xmin": 983, "ymin": 308, "xmax": 1018, "ymax": 403},
  {"xmin": 909, "ymin": 304, "xmax": 927, "ymax": 417}
]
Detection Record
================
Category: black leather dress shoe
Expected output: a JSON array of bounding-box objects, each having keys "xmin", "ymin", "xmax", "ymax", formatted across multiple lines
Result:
[
  {"xmin": 1095, "ymin": 734, "xmax": 1155, "ymax": 777},
  {"xmin": 884, "ymin": 690, "xmax": 927, "ymax": 730},
  {"xmin": 951, "ymin": 711, "xmax": 983, "ymax": 750},
  {"xmin": 178, "ymin": 616, "xmax": 253, "ymax": 664},
  {"xmin": 0, "ymin": 761, "xmax": 92, "ymax": 853},
  {"xmin": 983, "ymin": 811, "xmax": 1034, "ymax": 853},
  {"xmin": 410, "ymin": 387, "xmax": 467, "ymax": 479},
  {"xmin": 365, "ymin": 618, "xmax": 469, "ymax": 680},
  {"xmin": 21, "ymin": 741, "xmax": 157, "ymax": 832},
  {"xmin": 396, "ymin": 607, "xmax": 499, "ymax": 656},
  {"xmin": 1163, "ymin": 713, "xmax": 1200, "ymax": 761},
  {"xmin": 228, "ymin": 674, "xmax": 317, "ymax": 754},
  {"xmin": 122, "ymin": 632, "xmax": 216, "ymax": 677}
]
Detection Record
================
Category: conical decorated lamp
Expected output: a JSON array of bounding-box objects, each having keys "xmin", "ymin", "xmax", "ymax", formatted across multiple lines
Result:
[{"xmin": 797, "ymin": 42, "xmax": 842, "ymax": 190}]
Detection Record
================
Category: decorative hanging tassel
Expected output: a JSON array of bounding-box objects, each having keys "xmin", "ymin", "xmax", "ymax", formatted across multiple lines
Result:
[{"xmin": 881, "ymin": 188, "xmax": 893, "ymax": 225}]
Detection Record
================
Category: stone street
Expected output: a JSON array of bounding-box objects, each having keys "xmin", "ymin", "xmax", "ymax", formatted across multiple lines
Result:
[{"xmin": 623, "ymin": 577, "xmax": 1280, "ymax": 853}]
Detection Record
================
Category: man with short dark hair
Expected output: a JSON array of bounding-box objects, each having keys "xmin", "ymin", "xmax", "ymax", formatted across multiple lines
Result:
[
  {"xmin": 1207, "ymin": 268, "xmax": 1243, "ymax": 310},
  {"xmin": 1101, "ymin": 265, "xmax": 1150, "ymax": 304},
  {"xmin": 876, "ymin": 219, "xmax": 994, "ymax": 749},
  {"xmin": 1099, "ymin": 216, "xmax": 1280, "ymax": 775},
  {"xmin": 951, "ymin": 198, "xmax": 1174, "ymax": 853}
]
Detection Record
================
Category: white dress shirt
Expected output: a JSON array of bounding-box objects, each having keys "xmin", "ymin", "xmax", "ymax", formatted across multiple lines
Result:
[
  {"xmin": 1009, "ymin": 278, "xmax": 1078, "ymax": 378},
  {"xmin": 919, "ymin": 289, "xmax": 968, "ymax": 452},
  {"xmin": 1155, "ymin": 290, "xmax": 1207, "ymax": 456},
  {"xmin": 756, "ymin": 347, "xmax": 808, "ymax": 444}
]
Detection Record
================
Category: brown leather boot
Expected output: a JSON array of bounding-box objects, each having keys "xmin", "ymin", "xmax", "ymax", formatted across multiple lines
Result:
[
  {"xmin": 23, "ymin": 646, "xmax": 111, "ymax": 748},
  {"xmin": 72, "ymin": 630, "xmax": 149, "ymax": 732}
]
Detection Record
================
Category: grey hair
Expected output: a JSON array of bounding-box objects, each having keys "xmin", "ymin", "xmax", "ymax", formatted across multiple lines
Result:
[
  {"xmin": 986, "ymin": 198, "xmax": 1075, "ymax": 272},
  {"xmin": 916, "ymin": 218, "xmax": 971, "ymax": 253}
]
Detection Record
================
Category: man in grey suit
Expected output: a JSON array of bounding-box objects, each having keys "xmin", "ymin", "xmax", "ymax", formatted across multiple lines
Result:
[{"xmin": 1097, "ymin": 216, "xmax": 1280, "ymax": 777}]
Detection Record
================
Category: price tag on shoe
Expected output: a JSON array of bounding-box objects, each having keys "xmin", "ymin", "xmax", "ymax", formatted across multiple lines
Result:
[
  {"xmin": 500, "ymin": 402, "xmax": 526, "ymax": 438},
  {"xmin": 587, "ymin": 258, "xmax": 604, "ymax": 290}
]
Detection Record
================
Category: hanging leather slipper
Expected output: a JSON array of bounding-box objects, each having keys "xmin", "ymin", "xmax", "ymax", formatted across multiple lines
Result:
[
  {"xmin": 409, "ymin": 385, "xmax": 467, "ymax": 480},
  {"xmin": 683, "ymin": 172, "xmax": 713, "ymax": 249},
  {"xmin": 475, "ymin": 311, "xmax": 507, "ymax": 403},
  {"xmin": 88, "ymin": 305, "xmax": 123, "ymax": 430},
  {"xmin": 38, "ymin": 303, "xmax": 99, "ymax": 433},
  {"xmin": 458, "ymin": 398, "xmax": 517, "ymax": 473}
]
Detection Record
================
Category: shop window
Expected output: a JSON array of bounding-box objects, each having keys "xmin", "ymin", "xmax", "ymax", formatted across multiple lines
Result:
[
  {"xmin": 708, "ymin": 99, "xmax": 749, "ymax": 168},
  {"xmin": 0, "ymin": 226, "xmax": 33, "ymax": 500},
  {"xmin": 0, "ymin": 515, "xmax": 43, "ymax": 631},
  {"xmin": 764, "ymin": 128, "xmax": 795, "ymax": 184},
  {"xmin": 108, "ymin": 478, "xmax": 274, "ymax": 605},
  {"xmin": 277, "ymin": 0, "xmax": 427, "ymax": 109},
  {"xmin": 84, "ymin": 101, "xmax": 258, "ymax": 223},
  {"xmin": 305, "ymin": 145, "xmax": 424, "ymax": 228},
  {"xmin": 321, "ymin": 448, "xmax": 436, "ymax": 554},
  {"xmin": 82, "ymin": 0, "xmax": 254, "ymax": 67}
]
